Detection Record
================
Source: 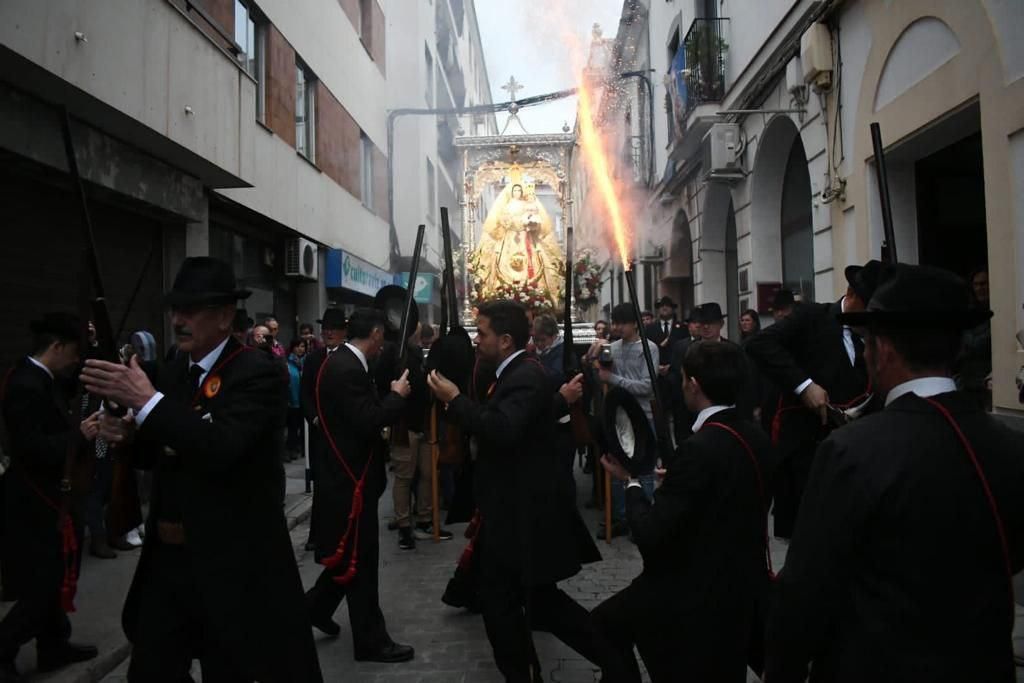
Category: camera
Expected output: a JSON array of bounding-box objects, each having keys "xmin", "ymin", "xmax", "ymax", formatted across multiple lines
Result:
[{"xmin": 598, "ymin": 345, "xmax": 614, "ymax": 368}]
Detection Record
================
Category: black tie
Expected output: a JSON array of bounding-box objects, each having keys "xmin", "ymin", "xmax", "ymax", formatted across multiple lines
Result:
[
  {"xmin": 188, "ymin": 364, "xmax": 204, "ymax": 394},
  {"xmin": 663, "ymin": 322, "xmax": 669, "ymax": 336}
]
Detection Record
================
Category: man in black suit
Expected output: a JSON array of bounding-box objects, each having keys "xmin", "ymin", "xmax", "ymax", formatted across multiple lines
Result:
[
  {"xmin": 428, "ymin": 301, "xmax": 611, "ymax": 683},
  {"xmin": 644, "ymin": 296, "xmax": 688, "ymax": 366},
  {"xmin": 0, "ymin": 313, "xmax": 98, "ymax": 681},
  {"xmin": 300, "ymin": 308, "xmax": 347, "ymax": 552},
  {"xmin": 594, "ymin": 340, "xmax": 776, "ymax": 682},
  {"xmin": 304, "ymin": 308, "xmax": 415, "ymax": 663},
  {"xmin": 766, "ymin": 264, "xmax": 1024, "ymax": 682},
  {"xmin": 744, "ymin": 261, "xmax": 883, "ymax": 539},
  {"xmin": 81, "ymin": 258, "xmax": 321, "ymax": 682}
]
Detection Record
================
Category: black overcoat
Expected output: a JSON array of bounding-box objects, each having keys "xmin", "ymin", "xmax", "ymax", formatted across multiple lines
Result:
[
  {"xmin": 1, "ymin": 359, "xmax": 79, "ymax": 596},
  {"xmin": 123, "ymin": 337, "xmax": 321, "ymax": 682},
  {"xmin": 623, "ymin": 408, "xmax": 775, "ymax": 680},
  {"xmin": 446, "ymin": 352, "xmax": 595, "ymax": 586},
  {"xmin": 766, "ymin": 391, "xmax": 1024, "ymax": 682},
  {"xmin": 311, "ymin": 345, "xmax": 404, "ymax": 557}
]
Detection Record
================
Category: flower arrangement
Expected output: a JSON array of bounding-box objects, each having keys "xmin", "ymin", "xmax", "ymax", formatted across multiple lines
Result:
[
  {"xmin": 482, "ymin": 280, "xmax": 554, "ymax": 315},
  {"xmin": 573, "ymin": 249, "xmax": 606, "ymax": 304}
]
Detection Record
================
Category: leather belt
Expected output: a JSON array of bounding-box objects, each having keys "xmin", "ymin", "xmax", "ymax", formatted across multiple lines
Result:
[{"xmin": 157, "ymin": 521, "xmax": 186, "ymax": 545}]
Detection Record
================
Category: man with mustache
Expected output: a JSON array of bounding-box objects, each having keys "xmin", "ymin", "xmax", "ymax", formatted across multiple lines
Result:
[{"xmin": 80, "ymin": 257, "xmax": 321, "ymax": 682}]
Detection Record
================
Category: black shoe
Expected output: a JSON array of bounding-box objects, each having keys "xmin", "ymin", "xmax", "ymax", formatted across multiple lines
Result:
[
  {"xmin": 37, "ymin": 642, "xmax": 98, "ymax": 672},
  {"xmin": 414, "ymin": 523, "xmax": 453, "ymax": 541},
  {"xmin": 89, "ymin": 541, "xmax": 116, "ymax": 559},
  {"xmin": 0, "ymin": 660, "xmax": 20, "ymax": 683},
  {"xmin": 355, "ymin": 641, "xmax": 414, "ymax": 663},
  {"xmin": 309, "ymin": 612, "xmax": 340, "ymax": 637},
  {"xmin": 595, "ymin": 521, "xmax": 629, "ymax": 540},
  {"xmin": 398, "ymin": 527, "xmax": 416, "ymax": 550}
]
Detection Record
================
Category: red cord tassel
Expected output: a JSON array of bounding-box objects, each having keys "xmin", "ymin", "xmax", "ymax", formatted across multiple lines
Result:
[{"xmin": 59, "ymin": 515, "xmax": 78, "ymax": 612}]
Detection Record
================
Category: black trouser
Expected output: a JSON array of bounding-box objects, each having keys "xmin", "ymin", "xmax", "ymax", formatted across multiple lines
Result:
[
  {"xmin": 286, "ymin": 408, "xmax": 304, "ymax": 452},
  {"xmin": 479, "ymin": 557, "xmax": 615, "ymax": 682},
  {"xmin": 305, "ymin": 507, "xmax": 389, "ymax": 654},
  {"xmin": 127, "ymin": 542, "xmax": 248, "ymax": 682},
  {"xmin": 591, "ymin": 580, "xmax": 681, "ymax": 683},
  {"xmin": 85, "ymin": 455, "xmax": 113, "ymax": 542},
  {"xmin": 0, "ymin": 549, "xmax": 70, "ymax": 661}
]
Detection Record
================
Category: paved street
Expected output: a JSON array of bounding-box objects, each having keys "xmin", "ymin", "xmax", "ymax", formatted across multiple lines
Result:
[{"xmin": 4, "ymin": 451, "xmax": 1024, "ymax": 682}]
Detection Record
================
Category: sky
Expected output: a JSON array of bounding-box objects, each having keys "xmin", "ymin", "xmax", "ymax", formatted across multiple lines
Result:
[{"xmin": 475, "ymin": 0, "xmax": 624, "ymax": 134}]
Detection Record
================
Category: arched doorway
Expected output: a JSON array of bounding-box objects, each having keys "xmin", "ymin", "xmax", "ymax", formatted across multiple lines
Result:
[
  {"xmin": 663, "ymin": 209, "xmax": 694, "ymax": 313},
  {"xmin": 751, "ymin": 115, "xmax": 815, "ymax": 303},
  {"xmin": 701, "ymin": 182, "xmax": 740, "ymax": 339}
]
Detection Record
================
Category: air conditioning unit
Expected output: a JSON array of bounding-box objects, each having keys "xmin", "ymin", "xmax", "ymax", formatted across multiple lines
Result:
[
  {"xmin": 701, "ymin": 123, "xmax": 743, "ymax": 181},
  {"xmin": 801, "ymin": 23, "xmax": 833, "ymax": 91},
  {"xmin": 284, "ymin": 238, "xmax": 318, "ymax": 280}
]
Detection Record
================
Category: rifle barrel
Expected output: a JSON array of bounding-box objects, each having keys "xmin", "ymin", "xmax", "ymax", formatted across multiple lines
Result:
[
  {"xmin": 397, "ymin": 224, "xmax": 426, "ymax": 363},
  {"xmin": 870, "ymin": 122, "xmax": 898, "ymax": 264}
]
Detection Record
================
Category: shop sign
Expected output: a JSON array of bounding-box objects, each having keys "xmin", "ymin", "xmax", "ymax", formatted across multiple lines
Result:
[{"xmin": 325, "ymin": 249, "xmax": 392, "ymax": 296}]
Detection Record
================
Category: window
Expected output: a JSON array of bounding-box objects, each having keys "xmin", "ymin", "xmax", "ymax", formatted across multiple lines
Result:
[
  {"xmin": 360, "ymin": 133, "xmax": 374, "ymax": 209},
  {"xmin": 424, "ymin": 46, "xmax": 434, "ymax": 106},
  {"xmin": 234, "ymin": 1, "xmax": 266, "ymax": 121},
  {"xmin": 296, "ymin": 61, "xmax": 316, "ymax": 161},
  {"xmin": 426, "ymin": 158, "xmax": 436, "ymax": 224},
  {"xmin": 359, "ymin": 0, "xmax": 373, "ymax": 44}
]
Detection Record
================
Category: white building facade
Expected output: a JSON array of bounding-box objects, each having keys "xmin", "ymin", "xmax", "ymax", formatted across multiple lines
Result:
[{"xmin": 580, "ymin": 0, "xmax": 1023, "ymax": 420}]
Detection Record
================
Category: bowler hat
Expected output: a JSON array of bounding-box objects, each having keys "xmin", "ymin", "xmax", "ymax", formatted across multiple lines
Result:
[
  {"xmin": 29, "ymin": 312, "xmax": 85, "ymax": 344},
  {"xmin": 769, "ymin": 289, "xmax": 796, "ymax": 311},
  {"xmin": 844, "ymin": 260, "xmax": 885, "ymax": 304},
  {"xmin": 837, "ymin": 264, "xmax": 992, "ymax": 330},
  {"xmin": 655, "ymin": 296, "xmax": 678, "ymax": 309},
  {"xmin": 694, "ymin": 302, "xmax": 724, "ymax": 323},
  {"xmin": 316, "ymin": 308, "xmax": 347, "ymax": 330},
  {"xmin": 602, "ymin": 387, "xmax": 657, "ymax": 477},
  {"xmin": 163, "ymin": 257, "xmax": 251, "ymax": 308},
  {"xmin": 373, "ymin": 284, "xmax": 420, "ymax": 341}
]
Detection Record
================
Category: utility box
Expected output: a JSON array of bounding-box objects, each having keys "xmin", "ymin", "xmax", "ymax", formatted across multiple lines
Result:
[{"xmin": 801, "ymin": 23, "xmax": 833, "ymax": 90}]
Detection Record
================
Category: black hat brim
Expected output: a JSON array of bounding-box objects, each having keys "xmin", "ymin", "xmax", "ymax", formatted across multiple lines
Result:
[
  {"xmin": 602, "ymin": 387, "xmax": 657, "ymax": 477},
  {"xmin": 837, "ymin": 309, "xmax": 992, "ymax": 330},
  {"xmin": 162, "ymin": 289, "xmax": 251, "ymax": 307},
  {"xmin": 374, "ymin": 285, "xmax": 419, "ymax": 338}
]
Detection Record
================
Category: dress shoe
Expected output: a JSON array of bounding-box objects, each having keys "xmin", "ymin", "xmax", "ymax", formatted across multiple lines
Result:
[
  {"xmin": 414, "ymin": 523, "xmax": 453, "ymax": 541},
  {"xmin": 309, "ymin": 613, "xmax": 340, "ymax": 637},
  {"xmin": 398, "ymin": 527, "xmax": 415, "ymax": 550},
  {"xmin": 0, "ymin": 659, "xmax": 20, "ymax": 683},
  {"xmin": 109, "ymin": 536, "xmax": 136, "ymax": 552},
  {"xmin": 89, "ymin": 541, "xmax": 116, "ymax": 559},
  {"xmin": 354, "ymin": 641, "xmax": 414, "ymax": 663},
  {"xmin": 37, "ymin": 642, "xmax": 98, "ymax": 672}
]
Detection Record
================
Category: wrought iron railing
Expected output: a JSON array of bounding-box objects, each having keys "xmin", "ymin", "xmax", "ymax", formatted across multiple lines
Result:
[{"xmin": 681, "ymin": 17, "xmax": 729, "ymax": 116}]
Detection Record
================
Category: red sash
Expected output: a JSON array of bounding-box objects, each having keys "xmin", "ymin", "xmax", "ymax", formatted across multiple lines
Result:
[{"xmin": 704, "ymin": 421, "xmax": 776, "ymax": 580}]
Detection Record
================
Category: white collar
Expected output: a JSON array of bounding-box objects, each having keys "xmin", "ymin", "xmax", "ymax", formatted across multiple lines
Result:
[
  {"xmin": 27, "ymin": 356, "xmax": 53, "ymax": 380},
  {"xmin": 692, "ymin": 404, "xmax": 735, "ymax": 433},
  {"xmin": 189, "ymin": 336, "xmax": 230, "ymax": 374},
  {"xmin": 885, "ymin": 377, "xmax": 957, "ymax": 407},
  {"xmin": 496, "ymin": 349, "xmax": 526, "ymax": 378},
  {"xmin": 344, "ymin": 342, "xmax": 369, "ymax": 372}
]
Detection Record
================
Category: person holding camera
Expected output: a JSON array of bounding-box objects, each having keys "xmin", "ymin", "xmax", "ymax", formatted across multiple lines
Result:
[{"xmin": 590, "ymin": 303, "xmax": 660, "ymax": 539}]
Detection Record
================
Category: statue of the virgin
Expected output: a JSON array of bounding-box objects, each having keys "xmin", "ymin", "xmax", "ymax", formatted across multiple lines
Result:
[{"xmin": 473, "ymin": 182, "xmax": 564, "ymax": 308}]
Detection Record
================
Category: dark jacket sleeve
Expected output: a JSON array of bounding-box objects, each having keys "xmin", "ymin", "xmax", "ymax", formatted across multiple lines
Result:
[
  {"xmin": 141, "ymin": 359, "xmax": 286, "ymax": 476},
  {"xmin": 446, "ymin": 373, "xmax": 544, "ymax": 448},
  {"xmin": 625, "ymin": 444, "xmax": 711, "ymax": 550},
  {"xmin": 744, "ymin": 304, "xmax": 814, "ymax": 394},
  {"xmin": 765, "ymin": 435, "xmax": 869, "ymax": 682},
  {"xmin": 3, "ymin": 378, "xmax": 77, "ymax": 471},
  {"xmin": 327, "ymin": 363, "xmax": 405, "ymax": 440}
]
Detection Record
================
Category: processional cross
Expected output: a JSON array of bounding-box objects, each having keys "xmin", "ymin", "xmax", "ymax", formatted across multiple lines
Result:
[{"xmin": 499, "ymin": 75, "xmax": 529, "ymax": 135}]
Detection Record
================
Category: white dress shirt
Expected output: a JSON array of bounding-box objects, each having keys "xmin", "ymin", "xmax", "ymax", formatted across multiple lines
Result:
[
  {"xmin": 27, "ymin": 356, "xmax": 53, "ymax": 380},
  {"xmin": 692, "ymin": 404, "xmax": 736, "ymax": 432},
  {"xmin": 136, "ymin": 336, "xmax": 230, "ymax": 426},
  {"xmin": 344, "ymin": 342, "xmax": 369, "ymax": 373},
  {"xmin": 496, "ymin": 350, "xmax": 526, "ymax": 378},
  {"xmin": 884, "ymin": 376, "xmax": 957, "ymax": 407}
]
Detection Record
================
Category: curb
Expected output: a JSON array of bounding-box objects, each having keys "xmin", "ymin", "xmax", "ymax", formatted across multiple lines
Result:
[{"xmin": 70, "ymin": 494, "xmax": 314, "ymax": 682}]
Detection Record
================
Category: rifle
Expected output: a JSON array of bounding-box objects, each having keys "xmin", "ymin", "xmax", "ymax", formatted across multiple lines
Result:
[
  {"xmin": 624, "ymin": 266, "xmax": 674, "ymax": 464},
  {"xmin": 397, "ymin": 224, "xmax": 426, "ymax": 363},
  {"xmin": 870, "ymin": 122, "xmax": 898, "ymax": 265}
]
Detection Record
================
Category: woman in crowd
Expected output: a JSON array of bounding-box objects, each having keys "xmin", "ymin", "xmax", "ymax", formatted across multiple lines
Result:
[{"xmin": 286, "ymin": 338, "xmax": 307, "ymax": 459}]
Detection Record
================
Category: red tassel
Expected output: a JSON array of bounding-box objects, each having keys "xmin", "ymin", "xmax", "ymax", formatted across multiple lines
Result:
[{"xmin": 59, "ymin": 516, "xmax": 78, "ymax": 612}]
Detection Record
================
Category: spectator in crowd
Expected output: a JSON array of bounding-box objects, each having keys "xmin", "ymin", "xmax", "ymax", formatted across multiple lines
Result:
[
  {"xmin": 265, "ymin": 317, "xmax": 286, "ymax": 358},
  {"xmin": 532, "ymin": 314, "xmax": 564, "ymax": 377},
  {"xmin": 956, "ymin": 267, "xmax": 992, "ymax": 410},
  {"xmin": 299, "ymin": 322, "xmax": 322, "ymax": 353},
  {"xmin": 594, "ymin": 320, "xmax": 610, "ymax": 341},
  {"xmin": 641, "ymin": 311, "xmax": 654, "ymax": 327},
  {"xmin": 286, "ymin": 338, "xmax": 307, "ymax": 459},
  {"xmin": 739, "ymin": 309, "xmax": 761, "ymax": 341},
  {"xmin": 251, "ymin": 324, "xmax": 270, "ymax": 349}
]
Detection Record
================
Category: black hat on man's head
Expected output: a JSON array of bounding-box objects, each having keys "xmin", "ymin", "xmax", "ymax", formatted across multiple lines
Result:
[
  {"xmin": 316, "ymin": 308, "xmax": 347, "ymax": 330},
  {"xmin": 601, "ymin": 387, "xmax": 657, "ymax": 477},
  {"xmin": 694, "ymin": 302, "xmax": 724, "ymax": 323},
  {"xmin": 163, "ymin": 257, "xmax": 251, "ymax": 308},
  {"xmin": 770, "ymin": 289, "xmax": 796, "ymax": 311},
  {"xmin": 30, "ymin": 312, "xmax": 85, "ymax": 345},
  {"xmin": 655, "ymin": 296, "xmax": 677, "ymax": 309},
  {"xmin": 844, "ymin": 259, "xmax": 885, "ymax": 304},
  {"xmin": 837, "ymin": 264, "xmax": 992, "ymax": 330}
]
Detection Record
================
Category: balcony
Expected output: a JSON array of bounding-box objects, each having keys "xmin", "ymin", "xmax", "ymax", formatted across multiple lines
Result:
[{"xmin": 666, "ymin": 17, "xmax": 729, "ymax": 164}]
